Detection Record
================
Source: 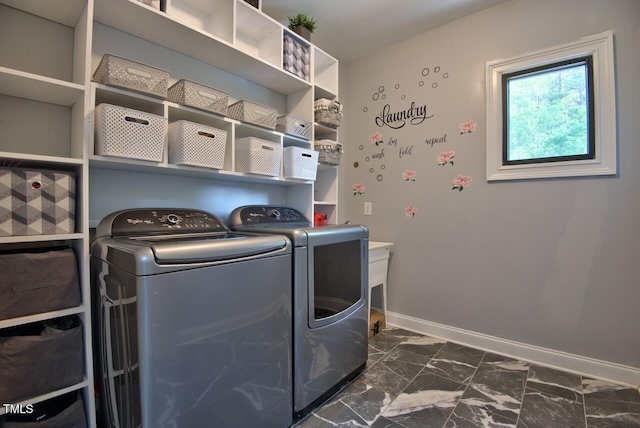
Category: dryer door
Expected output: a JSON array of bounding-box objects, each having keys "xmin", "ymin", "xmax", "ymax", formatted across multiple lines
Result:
[{"xmin": 307, "ymin": 227, "xmax": 368, "ymax": 329}]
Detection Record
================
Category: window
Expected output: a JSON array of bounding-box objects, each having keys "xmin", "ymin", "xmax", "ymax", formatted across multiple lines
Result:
[{"xmin": 486, "ymin": 32, "xmax": 616, "ymax": 181}]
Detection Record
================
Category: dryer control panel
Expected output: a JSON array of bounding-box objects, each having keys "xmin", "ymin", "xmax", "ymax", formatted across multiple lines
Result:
[
  {"xmin": 231, "ymin": 206, "xmax": 309, "ymax": 225},
  {"xmin": 107, "ymin": 209, "xmax": 227, "ymax": 236}
]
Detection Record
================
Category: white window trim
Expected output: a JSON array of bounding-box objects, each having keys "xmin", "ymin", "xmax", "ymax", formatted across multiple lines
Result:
[{"xmin": 486, "ymin": 31, "xmax": 616, "ymax": 181}]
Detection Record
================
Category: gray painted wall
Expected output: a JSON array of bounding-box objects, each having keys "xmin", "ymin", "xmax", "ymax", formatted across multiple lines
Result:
[{"xmin": 344, "ymin": 0, "xmax": 640, "ymax": 368}]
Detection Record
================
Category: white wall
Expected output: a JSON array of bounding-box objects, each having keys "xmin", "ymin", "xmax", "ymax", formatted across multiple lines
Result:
[{"xmin": 344, "ymin": 0, "xmax": 640, "ymax": 377}]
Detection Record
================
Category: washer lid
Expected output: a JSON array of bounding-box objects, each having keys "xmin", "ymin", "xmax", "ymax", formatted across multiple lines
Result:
[{"xmin": 139, "ymin": 234, "xmax": 289, "ymax": 263}]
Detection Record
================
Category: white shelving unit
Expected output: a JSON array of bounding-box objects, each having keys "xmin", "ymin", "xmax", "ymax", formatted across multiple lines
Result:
[
  {"xmin": 0, "ymin": 0, "xmax": 95, "ymax": 424},
  {"xmin": 1, "ymin": 0, "xmax": 342, "ymax": 425}
]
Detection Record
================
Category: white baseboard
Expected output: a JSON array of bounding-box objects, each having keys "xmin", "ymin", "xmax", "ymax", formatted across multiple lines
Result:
[{"xmin": 387, "ymin": 311, "xmax": 640, "ymax": 388}]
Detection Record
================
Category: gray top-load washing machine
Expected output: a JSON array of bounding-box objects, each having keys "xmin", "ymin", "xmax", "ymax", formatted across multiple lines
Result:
[
  {"xmin": 91, "ymin": 208, "xmax": 293, "ymax": 428},
  {"xmin": 229, "ymin": 205, "xmax": 369, "ymax": 420}
]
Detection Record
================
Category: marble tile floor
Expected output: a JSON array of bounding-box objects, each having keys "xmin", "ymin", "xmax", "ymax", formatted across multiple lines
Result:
[{"xmin": 295, "ymin": 327, "xmax": 640, "ymax": 428}]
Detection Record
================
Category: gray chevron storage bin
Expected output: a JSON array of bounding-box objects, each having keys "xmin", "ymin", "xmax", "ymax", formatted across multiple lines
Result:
[
  {"xmin": 283, "ymin": 33, "xmax": 310, "ymax": 81},
  {"xmin": 0, "ymin": 168, "xmax": 75, "ymax": 236}
]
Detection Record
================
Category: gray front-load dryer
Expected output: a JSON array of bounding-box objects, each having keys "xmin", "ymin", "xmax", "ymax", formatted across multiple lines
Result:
[
  {"xmin": 91, "ymin": 208, "xmax": 292, "ymax": 428},
  {"xmin": 229, "ymin": 205, "xmax": 369, "ymax": 420}
]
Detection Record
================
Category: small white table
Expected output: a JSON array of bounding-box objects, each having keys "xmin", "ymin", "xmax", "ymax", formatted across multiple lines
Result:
[{"xmin": 368, "ymin": 241, "xmax": 393, "ymax": 327}]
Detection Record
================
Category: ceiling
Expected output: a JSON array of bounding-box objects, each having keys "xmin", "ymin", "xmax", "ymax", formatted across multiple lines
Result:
[{"xmin": 261, "ymin": 0, "xmax": 512, "ymax": 63}]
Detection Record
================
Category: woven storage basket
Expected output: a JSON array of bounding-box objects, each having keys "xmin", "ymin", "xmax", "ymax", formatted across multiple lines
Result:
[
  {"xmin": 0, "ymin": 316, "xmax": 84, "ymax": 403},
  {"xmin": 95, "ymin": 104, "xmax": 167, "ymax": 162},
  {"xmin": 283, "ymin": 33, "xmax": 310, "ymax": 81},
  {"xmin": 0, "ymin": 168, "xmax": 76, "ymax": 236},
  {"xmin": 168, "ymin": 120, "xmax": 227, "ymax": 169},
  {"xmin": 0, "ymin": 248, "xmax": 80, "ymax": 320},
  {"xmin": 314, "ymin": 99, "xmax": 342, "ymax": 128},
  {"xmin": 228, "ymin": 100, "xmax": 277, "ymax": 129},
  {"xmin": 314, "ymin": 140, "xmax": 343, "ymax": 166},
  {"xmin": 235, "ymin": 137, "xmax": 282, "ymax": 176},
  {"xmin": 2, "ymin": 392, "xmax": 87, "ymax": 428},
  {"xmin": 283, "ymin": 146, "xmax": 318, "ymax": 180},
  {"xmin": 167, "ymin": 79, "xmax": 229, "ymax": 116},
  {"xmin": 276, "ymin": 115, "xmax": 311, "ymax": 139},
  {"xmin": 93, "ymin": 54, "xmax": 169, "ymax": 99}
]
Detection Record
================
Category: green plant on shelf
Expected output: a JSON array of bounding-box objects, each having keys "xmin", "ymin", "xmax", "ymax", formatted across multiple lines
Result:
[{"xmin": 288, "ymin": 13, "xmax": 317, "ymax": 33}]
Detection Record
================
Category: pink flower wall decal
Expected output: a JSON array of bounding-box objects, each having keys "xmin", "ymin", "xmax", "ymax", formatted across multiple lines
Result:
[
  {"xmin": 459, "ymin": 120, "xmax": 477, "ymax": 134},
  {"xmin": 452, "ymin": 174, "xmax": 473, "ymax": 191},
  {"xmin": 402, "ymin": 169, "xmax": 417, "ymax": 181},
  {"xmin": 405, "ymin": 206, "xmax": 418, "ymax": 217},
  {"xmin": 437, "ymin": 150, "xmax": 455, "ymax": 166},
  {"xmin": 353, "ymin": 183, "xmax": 365, "ymax": 195},
  {"xmin": 369, "ymin": 132, "xmax": 384, "ymax": 146}
]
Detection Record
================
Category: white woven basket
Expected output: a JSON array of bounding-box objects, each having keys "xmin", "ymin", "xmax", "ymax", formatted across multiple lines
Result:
[
  {"xmin": 168, "ymin": 120, "xmax": 227, "ymax": 169},
  {"xmin": 93, "ymin": 55, "xmax": 169, "ymax": 99},
  {"xmin": 95, "ymin": 104, "xmax": 166, "ymax": 162},
  {"xmin": 167, "ymin": 80, "xmax": 229, "ymax": 116},
  {"xmin": 235, "ymin": 137, "xmax": 282, "ymax": 176},
  {"xmin": 283, "ymin": 146, "xmax": 318, "ymax": 180},
  {"xmin": 228, "ymin": 100, "xmax": 277, "ymax": 129},
  {"xmin": 314, "ymin": 140, "xmax": 343, "ymax": 166},
  {"xmin": 276, "ymin": 115, "xmax": 311, "ymax": 139}
]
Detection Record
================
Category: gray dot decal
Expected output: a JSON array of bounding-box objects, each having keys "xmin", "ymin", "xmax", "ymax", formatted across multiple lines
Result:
[
  {"xmin": 434, "ymin": 66, "xmax": 441, "ymax": 73},
  {"xmin": 372, "ymin": 93, "xmax": 379, "ymax": 101},
  {"xmin": 381, "ymin": 164, "xmax": 386, "ymax": 170},
  {"xmin": 378, "ymin": 86, "xmax": 385, "ymax": 93},
  {"xmin": 354, "ymin": 162, "xmax": 359, "ymax": 168},
  {"xmin": 365, "ymin": 156, "xmax": 370, "ymax": 162},
  {"xmin": 369, "ymin": 168, "xmax": 374, "ymax": 173},
  {"xmin": 443, "ymin": 73, "xmax": 449, "ymax": 78},
  {"xmin": 419, "ymin": 81, "xmax": 424, "ymax": 87},
  {"xmin": 363, "ymin": 107, "xmax": 368, "ymax": 112},
  {"xmin": 422, "ymin": 68, "xmax": 430, "ymax": 76},
  {"xmin": 395, "ymin": 84, "xmax": 400, "ymax": 89},
  {"xmin": 401, "ymin": 95, "xmax": 406, "ymax": 100},
  {"xmin": 432, "ymin": 83, "xmax": 438, "ymax": 88},
  {"xmin": 359, "ymin": 144, "xmax": 364, "ymax": 150},
  {"xmin": 377, "ymin": 174, "xmax": 383, "ymax": 181},
  {"xmin": 381, "ymin": 94, "xmax": 386, "ymax": 99}
]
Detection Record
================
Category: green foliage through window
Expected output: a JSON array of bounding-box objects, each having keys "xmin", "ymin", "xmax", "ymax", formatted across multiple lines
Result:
[{"xmin": 502, "ymin": 57, "xmax": 595, "ymax": 164}]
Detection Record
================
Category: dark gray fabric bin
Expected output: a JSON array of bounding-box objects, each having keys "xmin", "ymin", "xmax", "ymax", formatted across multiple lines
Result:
[
  {"xmin": 1, "ymin": 391, "xmax": 87, "ymax": 428},
  {"xmin": 0, "ymin": 316, "xmax": 84, "ymax": 403},
  {"xmin": 0, "ymin": 248, "xmax": 81, "ymax": 321}
]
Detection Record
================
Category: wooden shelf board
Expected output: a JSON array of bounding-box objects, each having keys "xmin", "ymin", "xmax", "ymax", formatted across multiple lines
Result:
[
  {"xmin": 0, "ymin": 0, "xmax": 86, "ymax": 27},
  {"xmin": 0, "ymin": 305, "xmax": 87, "ymax": 330},
  {"xmin": 90, "ymin": 155, "xmax": 307, "ymax": 186},
  {"xmin": 0, "ymin": 151, "xmax": 83, "ymax": 166},
  {"xmin": 0, "ymin": 67, "xmax": 84, "ymax": 106},
  {"xmin": 0, "ymin": 233, "xmax": 84, "ymax": 245}
]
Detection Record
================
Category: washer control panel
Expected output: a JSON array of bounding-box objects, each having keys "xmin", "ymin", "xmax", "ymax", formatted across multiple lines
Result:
[
  {"xmin": 233, "ymin": 206, "xmax": 308, "ymax": 225},
  {"xmin": 110, "ymin": 209, "xmax": 226, "ymax": 236}
]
